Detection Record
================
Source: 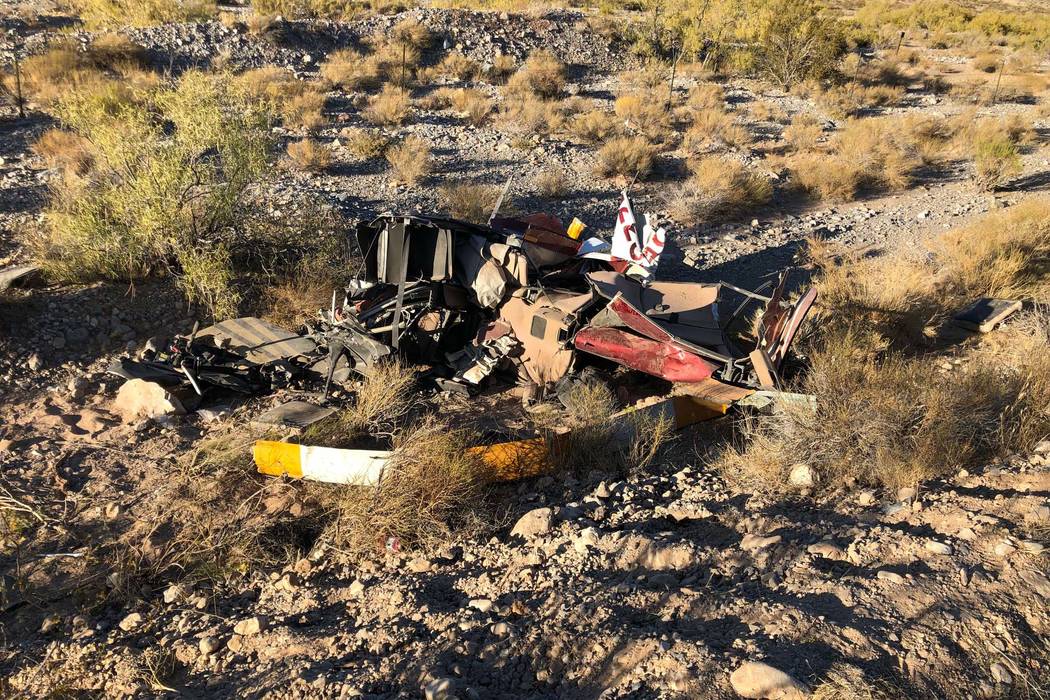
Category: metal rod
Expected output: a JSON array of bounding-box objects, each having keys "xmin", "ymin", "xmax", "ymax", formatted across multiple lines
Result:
[
  {"xmin": 13, "ymin": 50, "xmax": 25, "ymax": 119},
  {"xmin": 991, "ymin": 60, "xmax": 1005, "ymax": 104}
]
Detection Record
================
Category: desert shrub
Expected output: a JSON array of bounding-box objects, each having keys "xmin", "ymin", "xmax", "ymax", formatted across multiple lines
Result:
[
  {"xmin": 342, "ymin": 127, "xmax": 389, "ymax": 159},
  {"xmin": 305, "ymin": 360, "xmax": 419, "ymax": 442},
  {"xmin": 69, "ymin": 0, "xmax": 215, "ymax": 27},
  {"xmin": 485, "ymin": 53, "xmax": 517, "ymax": 83},
  {"xmin": 669, "ymin": 156, "xmax": 771, "ymax": 225},
  {"xmin": 506, "ymin": 50, "xmax": 565, "ymax": 99},
  {"xmin": 365, "ymin": 85, "xmax": 411, "ymax": 125},
  {"xmin": 281, "ymin": 88, "xmax": 327, "ymax": 130},
  {"xmin": 752, "ymin": 0, "xmax": 846, "ymax": 87},
  {"xmin": 595, "ymin": 136, "xmax": 655, "ymax": 179},
  {"xmin": 499, "ymin": 94, "xmax": 570, "ymax": 136},
  {"xmin": 34, "ymin": 70, "xmax": 273, "ymax": 318},
  {"xmin": 683, "ymin": 108, "xmax": 751, "ymax": 152},
  {"xmin": 252, "ymin": 0, "xmax": 358, "ymax": 19},
  {"xmin": 973, "ymin": 133, "xmax": 1021, "ymax": 190},
  {"xmin": 534, "ymin": 169, "xmax": 569, "ymax": 198},
  {"xmin": 319, "ymin": 49, "xmax": 382, "ymax": 90},
  {"xmin": 716, "ymin": 330, "xmax": 1040, "ymax": 491},
  {"xmin": 447, "ymin": 88, "xmax": 492, "ymax": 125},
  {"xmin": 570, "ymin": 109, "xmax": 619, "ymax": 143},
  {"xmin": 32, "ymin": 129, "xmax": 94, "ymax": 176},
  {"xmin": 385, "ymin": 136, "xmax": 431, "ymax": 186},
  {"xmin": 436, "ymin": 52, "xmax": 479, "ymax": 82},
  {"xmin": 85, "ymin": 34, "xmax": 148, "ymax": 70},
  {"xmin": 14, "ymin": 41, "xmax": 154, "ymax": 104},
  {"xmin": 286, "ymin": 139, "xmax": 333, "ymax": 172},
  {"xmin": 788, "ymin": 117, "xmax": 921, "ymax": 200},
  {"xmin": 971, "ymin": 52, "xmax": 1001, "ymax": 73},
  {"xmin": 614, "ymin": 93, "xmax": 672, "ymax": 142},
  {"xmin": 816, "ymin": 83, "xmax": 903, "ymax": 117},
  {"xmin": 325, "ymin": 418, "xmax": 489, "ymax": 555},
  {"xmin": 439, "ymin": 182, "xmax": 502, "ymax": 223},
  {"xmin": 686, "ymin": 82, "xmax": 725, "ymax": 111},
  {"xmin": 782, "ymin": 113, "xmax": 823, "ymax": 151}
]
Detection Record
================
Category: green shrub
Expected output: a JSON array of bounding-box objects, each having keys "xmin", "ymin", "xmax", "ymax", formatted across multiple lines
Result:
[
  {"xmin": 973, "ymin": 133, "xmax": 1021, "ymax": 191},
  {"xmin": 36, "ymin": 71, "xmax": 273, "ymax": 318}
]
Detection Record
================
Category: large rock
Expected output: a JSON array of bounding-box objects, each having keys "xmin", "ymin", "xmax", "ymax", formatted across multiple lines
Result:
[
  {"xmin": 510, "ymin": 507, "xmax": 553, "ymax": 540},
  {"xmin": 730, "ymin": 661, "xmax": 809, "ymax": 699},
  {"xmin": 112, "ymin": 379, "xmax": 187, "ymax": 422}
]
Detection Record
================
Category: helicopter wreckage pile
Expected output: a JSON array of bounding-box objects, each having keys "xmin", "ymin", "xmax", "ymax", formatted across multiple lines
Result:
[{"xmin": 109, "ymin": 195, "xmax": 817, "ymax": 484}]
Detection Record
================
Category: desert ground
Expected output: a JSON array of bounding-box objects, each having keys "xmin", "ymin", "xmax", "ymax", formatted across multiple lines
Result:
[{"xmin": 1, "ymin": 0, "xmax": 1049, "ymax": 698}]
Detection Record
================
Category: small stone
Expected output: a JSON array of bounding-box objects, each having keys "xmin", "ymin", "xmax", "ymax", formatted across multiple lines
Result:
[
  {"xmin": 510, "ymin": 507, "xmax": 553, "ymax": 540},
  {"xmin": 40, "ymin": 615, "xmax": 61, "ymax": 634},
  {"xmin": 994, "ymin": 541, "xmax": 1017, "ymax": 558},
  {"xmin": 112, "ymin": 378, "xmax": 186, "ymax": 422},
  {"xmin": 119, "ymin": 613, "xmax": 143, "ymax": 632},
  {"xmin": 425, "ymin": 677, "xmax": 456, "ymax": 700},
  {"xmin": 1034, "ymin": 440, "xmax": 1050, "ymax": 454},
  {"xmin": 990, "ymin": 662, "xmax": 1012, "ymax": 685},
  {"xmin": 729, "ymin": 661, "xmax": 808, "ymax": 699},
  {"xmin": 925, "ymin": 540, "xmax": 952, "ymax": 556},
  {"xmin": 573, "ymin": 527, "xmax": 599, "ymax": 553},
  {"xmin": 741, "ymin": 534, "xmax": 782, "ymax": 552},
  {"xmin": 787, "ymin": 463, "xmax": 816, "ymax": 488},
  {"xmin": 27, "ymin": 353, "xmax": 43, "ymax": 371},
  {"xmin": 807, "ymin": 542, "xmax": 844, "ymax": 560},
  {"xmin": 349, "ymin": 579, "xmax": 366, "ymax": 597},
  {"xmin": 163, "ymin": 584, "xmax": 187, "ymax": 604},
  {"xmin": 275, "ymin": 572, "xmax": 300, "ymax": 591},
  {"xmin": 104, "ymin": 502, "xmax": 122, "ymax": 520},
  {"xmin": 492, "ymin": 622, "xmax": 513, "ymax": 637},
  {"xmin": 233, "ymin": 615, "xmax": 267, "ymax": 636},
  {"xmin": 877, "ymin": 570, "xmax": 906, "ymax": 584},
  {"xmin": 227, "ymin": 635, "xmax": 243, "ymax": 653},
  {"xmin": 594, "ymin": 481, "xmax": 611, "ymax": 499},
  {"xmin": 199, "ymin": 636, "xmax": 223, "ymax": 656},
  {"xmin": 469, "ymin": 598, "xmax": 493, "ymax": 613},
  {"xmin": 407, "ymin": 557, "xmax": 433, "ymax": 573},
  {"xmin": 897, "ymin": 486, "xmax": 917, "ymax": 502},
  {"xmin": 1020, "ymin": 540, "xmax": 1045, "ymax": 555},
  {"xmin": 857, "ymin": 490, "xmax": 876, "ymax": 506}
]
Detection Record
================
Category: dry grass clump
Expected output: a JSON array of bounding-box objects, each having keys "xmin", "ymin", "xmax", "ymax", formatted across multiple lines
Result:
[
  {"xmin": 716, "ymin": 319, "xmax": 1049, "ymax": 491},
  {"xmin": 614, "ymin": 93, "xmax": 672, "ymax": 142},
  {"xmin": 306, "ymin": 360, "xmax": 420, "ymax": 443},
  {"xmin": 435, "ymin": 52, "xmax": 479, "ymax": 82},
  {"xmin": 342, "ymin": 127, "xmax": 389, "ymax": 159},
  {"xmin": 13, "ymin": 40, "xmax": 154, "ymax": 104},
  {"xmin": 686, "ymin": 82, "xmax": 724, "ymax": 111},
  {"xmin": 787, "ymin": 117, "xmax": 922, "ymax": 201},
  {"xmin": 439, "ymin": 182, "xmax": 502, "ymax": 223},
  {"xmin": 811, "ymin": 664, "xmax": 903, "ymax": 699},
  {"xmin": 85, "ymin": 33, "xmax": 148, "ymax": 69},
  {"xmin": 286, "ymin": 139, "xmax": 333, "ymax": 172},
  {"xmin": 325, "ymin": 418, "xmax": 489, "ymax": 556},
  {"xmin": 534, "ymin": 168, "xmax": 569, "ymax": 198},
  {"xmin": 485, "ymin": 53, "xmax": 516, "ymax": 83},
  {"xmin": 506, "ymin": 50, "xmax": 565, "ymax": 100},
  {"xmin": 233, "ymin": 67, "xmax": 326, "ymax": 130},
  {"xmin": 973, "ymin": 126, "xmax": 1022, "ymax": 190},
  {"xmin": 385, "ymin": 135, "xmax": 431, "ymax": 185},
  {"xmin": 365, "ymin": 85, "xmax": 411, "ymax": 125},
  {"xmin": 32, "ymin": 129, "xmax": 94, "ymax": 176},
  {"xmin": 683, "ymin": 109, "xmax": 751, "ymax": 152},
  {"xmin": 570, "ymin": 109, "xmax": 620, "ymax": 143},
  {"xmin": 781, "ymin": 113, "xmax": 823, "ymax": 151},
  {"xmin": 319, "ymin": 49, "xmax": 382, "ymax": 90},
  {"xmin": 499, "ymin": 94, "xmax": 570, "ymax": 136},
  {"xmin": 668, "ymin": 156, "xmax": 772, "ymax": 225},
  {"xmin": 971, "ymin": 52, "xmax": 1001, "ymax": 73},
  {"xmin": 264, "ymin": 274, "xmax": 337, "ymax": 329},
  {"xmin": 446, "ymin": 87, "xmax": 492, "ymax": 125},
  {"xmin": 816, "ymin": 83, "xmax": 903, "ymax": 117},
  {"xmin": 595, "ymin": 136, "xmax": 655, "ymax": 180},
  {"xmin": 69, "ymin": 0, "xmax": 215, "ymax": 27}
]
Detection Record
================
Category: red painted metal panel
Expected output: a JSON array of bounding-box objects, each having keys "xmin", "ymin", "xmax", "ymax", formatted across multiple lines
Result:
[{"xmin": 573, "ymin": 327, "xmax": 716, "ymax": 383}]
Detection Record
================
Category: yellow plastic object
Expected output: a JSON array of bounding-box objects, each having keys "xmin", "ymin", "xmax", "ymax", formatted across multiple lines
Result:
[
  {"xmin": 468, "ymin": 437, "xmax": 552, "ymax": 482},
  {"xmin": 254, "ymin": 440, "xmax": 303, "ymax": 478},
  {"xmin": 566, "ymin": 218, "xmax": 587, "ymax": 240}
]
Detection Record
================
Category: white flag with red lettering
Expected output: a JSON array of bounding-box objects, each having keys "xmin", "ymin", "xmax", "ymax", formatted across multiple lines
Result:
[{"xmin": 610, "ymin": 192, "xmax": 665, "ymax": 272}]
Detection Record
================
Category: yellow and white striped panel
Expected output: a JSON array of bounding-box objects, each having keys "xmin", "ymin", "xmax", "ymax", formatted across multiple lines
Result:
[{"xmin": 254, "ymin": 441, "xmax": 389, "ymax": 486}]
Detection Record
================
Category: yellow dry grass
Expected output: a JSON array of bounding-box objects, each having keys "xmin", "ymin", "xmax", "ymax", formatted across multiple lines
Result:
[
  {"xmin": 286, "ymin": 139, "xmax": 333, "ymax": 172},
  {"xmin": 385, "ymin": 136, "xmax": 431, "ymax": 185}
]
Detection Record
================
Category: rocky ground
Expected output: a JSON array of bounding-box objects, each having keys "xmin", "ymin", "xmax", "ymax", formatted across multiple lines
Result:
[{"xmin": 1, "ymin": 4, "xmax": 1049, "ymax": 699}]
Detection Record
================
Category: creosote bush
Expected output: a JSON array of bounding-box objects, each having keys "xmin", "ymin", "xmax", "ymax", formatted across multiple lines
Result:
[
  {"xmin": 343, "ymin": 128, "xmax": 390, "ymax": 160},
  {"xmin": 34, "ymin": 70, "xmax": 273, "ymax": 319}
]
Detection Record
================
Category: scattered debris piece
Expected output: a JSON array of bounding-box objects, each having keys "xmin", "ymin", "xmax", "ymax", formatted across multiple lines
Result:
[
  {"xmin": 253, "ymin": 440, "xmax": 389, "ymax": 485},
  {"xmin": 0, "ymin": 264, "xmax": 42, "ymax": 292},
  {"xmin": 952, "ymin": 298, "xmax": 1022, "ymax": 333},
  {"xmin": 251, "ymin": 401, "xmax": 336, "ymax": 430}
]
